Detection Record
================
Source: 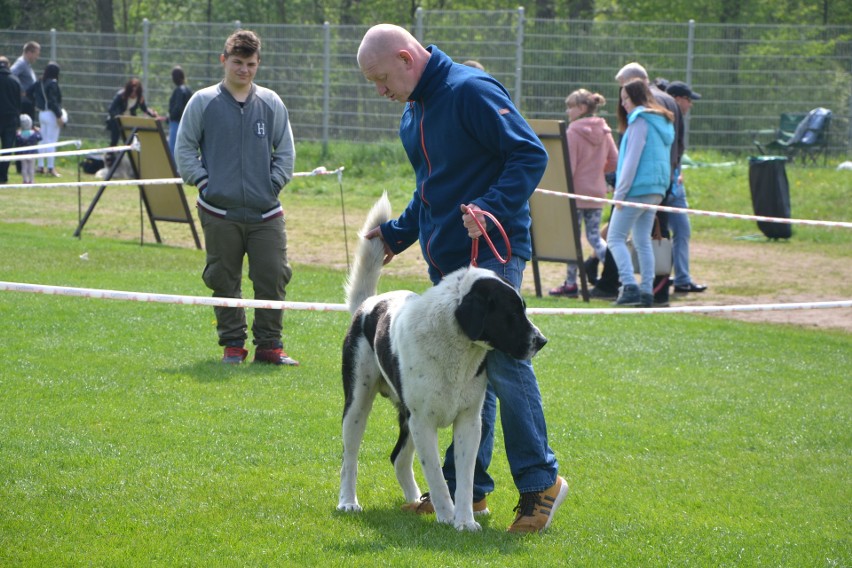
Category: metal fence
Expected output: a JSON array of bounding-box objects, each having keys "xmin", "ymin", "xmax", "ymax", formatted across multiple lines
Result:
[{"xmin": 2, "ymin": 8, "xmax": 850, "ymax": 157}]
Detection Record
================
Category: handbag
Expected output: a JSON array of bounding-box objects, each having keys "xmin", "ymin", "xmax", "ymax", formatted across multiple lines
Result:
[
  {"xmin": 628, "ymin": 216, "xmax": 672, "ymax": 276},
  {"xmin": 40, "ymin": 81, "xmax": 68, "ymax": 125}
]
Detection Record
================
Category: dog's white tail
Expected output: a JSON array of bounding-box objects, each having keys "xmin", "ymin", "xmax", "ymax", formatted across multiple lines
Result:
[{"xmin": 344, "ymin": 192, "xmax": 393, "ymax": 314}]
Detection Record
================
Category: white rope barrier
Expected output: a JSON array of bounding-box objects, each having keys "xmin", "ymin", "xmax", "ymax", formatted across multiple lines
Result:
[
  {"xmin": 535, "ymin": 189, "xmax": 852, "ymax": 229},
  {"xmin": 526, "ymin": 300, "xmax": 852, "ymax": 316},
  {"xmin": 1, "ymin": 281, "xmax": 848, "ymax": 316},
  {"xmin": 0, "ymin": 139, "xmax": 83, "ymax": 155},
  {"xmin": 0, "ymin": 151, "xmax": 847, "ymax": 317},
  {"xmin": 0, "ymin": 167, "xmax": 345, "ymax": 191},
  {"xmin": 0, "ymin": 282, "xmax": 349, "ymax": 312},
  {"xmin": 292, "ymin": 166, "xmax": 345, "ymax": 178},
  {"xmin": 4, "ymin": 177, "xmax": 841, "ymax": 230},
  {"xmin": 1, "ymin": 177, "xmax": 186, "ymax": 190},
  {"xmin": 0, "ymin": 140, "xmax": 139, "ymax": 163}
]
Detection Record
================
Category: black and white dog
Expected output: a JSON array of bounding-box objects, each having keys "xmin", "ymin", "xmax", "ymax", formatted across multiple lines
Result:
[
  {"xmin": 95, "ymin": 152, "xmax": 134, "ymax": 180},
  {"xmin": 337, "ymin": 193, "xmax": 547, "ymax": 531}
]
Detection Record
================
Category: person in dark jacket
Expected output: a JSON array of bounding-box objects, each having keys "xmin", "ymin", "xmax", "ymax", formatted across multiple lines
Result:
[
  {"xmin": 356, "ymin": 23, "xmax": 567, "ymax": 534},
  {"xmin": 106, "ymin": 77, "xmax": 161, "ymax": 147},
  {"xmin": 167, "ymin": 65, "xmax": 192, "ymax": 157},
  {"xmin": 664, "ymin": 80, "xmax": 707, "ymax": 294},
  {"xmin": 175, "ymin": 30, "xmax": 298, "ymax": 367},
  {"xmin": 0, "ymin": 57, "xmax": 22, "ymax": 183},
  {"xmin": 32, "ymin": 61, "xmax": 64, "ymax": 177}
]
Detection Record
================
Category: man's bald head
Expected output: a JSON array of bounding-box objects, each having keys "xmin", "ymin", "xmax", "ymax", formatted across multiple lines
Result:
[
  {"xmin": 357, "ymin": 24, "xmax": 431, "ymax": 103},
  {"xmin": 357, "ymin": 25, "xmax": 418, "ymax": 67}
]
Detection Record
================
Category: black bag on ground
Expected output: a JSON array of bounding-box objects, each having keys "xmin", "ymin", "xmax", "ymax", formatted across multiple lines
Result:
[{"xmin": 748, "ymin": 156, "xmax": 792, "ymax": 239}]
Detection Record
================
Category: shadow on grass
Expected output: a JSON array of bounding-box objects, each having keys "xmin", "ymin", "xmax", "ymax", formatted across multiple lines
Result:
[
  {"xmin": 328, "ymin": 507, "xmax": 534, "ymax": 554},
  {"xmin": 163, "ymin": 358, "xmax": 284, "ymax": 383}
]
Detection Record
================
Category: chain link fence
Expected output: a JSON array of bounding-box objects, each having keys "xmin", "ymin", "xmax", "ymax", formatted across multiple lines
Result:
[{"xmin": 2, "ymin": 9, "xmax": 850, "ymax": 157}]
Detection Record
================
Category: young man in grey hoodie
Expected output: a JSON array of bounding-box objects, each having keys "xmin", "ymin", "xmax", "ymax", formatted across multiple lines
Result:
[{"xmin": 175, "ymin": 29, "xmax": 299, "ymax": 366}]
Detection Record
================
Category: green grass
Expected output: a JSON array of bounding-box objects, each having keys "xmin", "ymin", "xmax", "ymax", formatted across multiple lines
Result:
[
  {"xmin": 680, "ymin": 152, "xmax": 852, "ymax": 250},
  {"xmin": 5, "ymin": 142, "xmax": 851, "ymax": 254},
  {"xmin": 0, "ymin": 143, "xmax": 850, "ymax": 566}
]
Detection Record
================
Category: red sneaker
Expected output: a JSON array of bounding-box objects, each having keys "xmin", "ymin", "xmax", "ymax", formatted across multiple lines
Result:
[
  {"xmin": 548, "ymin": 282, "xmax": 579, "ymax": 298},
  {"xmin": 222, "ymin": 346, "xmax": 248, "ymax": 364},
  {"xmin": 254, "ymin": 348, "xmax": 300, "ymax": 366}
]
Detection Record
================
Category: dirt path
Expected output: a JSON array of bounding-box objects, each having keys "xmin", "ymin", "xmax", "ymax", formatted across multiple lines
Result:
[
  {"xmin": 527, "ymin": 240, "xmax": 851, "ymax": 333},
  {"xmin": 285, "ymin": 209, "xmax": 852, "ymax": 334}
]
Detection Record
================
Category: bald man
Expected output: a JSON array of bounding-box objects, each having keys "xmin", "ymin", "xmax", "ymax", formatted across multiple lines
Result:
[{"xmin": 356, "ymin": 24, "xmax": 567, "ymax": 534}]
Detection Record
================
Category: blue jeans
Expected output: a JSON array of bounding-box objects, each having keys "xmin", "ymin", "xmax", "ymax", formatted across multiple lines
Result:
[
  {"xmin": 169, "ymin": 120, "xmax": 180, "ymax": 158},
  {"xmin": 439, "ymin": 255, "xmax": 559, "ymax": 499},
  {"xmin": 664, "ymin": 170, "xmax": 693, "ymax": 287},
  {"xmin": 608, "ymin": 194, "xmax": 663, "ymax": 294}
]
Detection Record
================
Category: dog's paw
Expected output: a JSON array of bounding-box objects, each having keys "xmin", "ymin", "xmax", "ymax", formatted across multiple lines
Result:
[
  {"xmin": 453, "ymin": 518, "xmax": 482, "ymax": 532},
  {"xmin": 336, "ymin": 502, "xmax": 362, "ymax": 513}
]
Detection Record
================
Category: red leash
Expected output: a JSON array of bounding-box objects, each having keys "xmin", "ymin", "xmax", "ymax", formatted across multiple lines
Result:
[{"xmin": 462, "ymin": 205, "xmax": 511, "ymax": 267}]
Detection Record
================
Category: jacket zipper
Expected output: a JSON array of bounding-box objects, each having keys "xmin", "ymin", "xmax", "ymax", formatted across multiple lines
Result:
[{"xmin": 414, "ymin": 100, "xmax": 444, "ymax": 278}]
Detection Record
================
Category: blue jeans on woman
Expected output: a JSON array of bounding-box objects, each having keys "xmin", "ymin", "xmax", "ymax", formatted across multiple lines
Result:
[
  {"xmin": 437, "ymin": 255, "xmax": 559, "ymax": 500},
  {"xmin": 608, "ymin": 194, "xmax": 664, "ymax": 295}
]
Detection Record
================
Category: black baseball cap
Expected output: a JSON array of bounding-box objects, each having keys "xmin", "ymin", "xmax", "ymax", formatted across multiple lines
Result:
[{"xmin": 666, "ymin": 81, "xmax": 702, "ymax": 100}]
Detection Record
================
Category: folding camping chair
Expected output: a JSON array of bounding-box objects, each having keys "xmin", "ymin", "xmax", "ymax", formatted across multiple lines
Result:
[
  {"xmin": 751, "ymin": 112, "xmax": 806, "ymax": 154},
  {"xmin": 753, "ymin": 108, "xmax": 832, "ymax": 166}
]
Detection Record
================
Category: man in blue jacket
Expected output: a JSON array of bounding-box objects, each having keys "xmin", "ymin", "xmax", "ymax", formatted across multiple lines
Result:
[{"xmin": 357, "ymin": 23, "xmax": 567, "ymax": 534}]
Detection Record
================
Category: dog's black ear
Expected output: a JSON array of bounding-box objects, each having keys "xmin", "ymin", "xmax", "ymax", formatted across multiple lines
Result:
[{"xmin": 455, "ymin": 286, "xmax": 489, "ymax": 341}]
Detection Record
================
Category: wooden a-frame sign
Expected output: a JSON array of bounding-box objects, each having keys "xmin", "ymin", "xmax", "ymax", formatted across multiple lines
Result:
[
  {"xmin": 527, "ymin": 119, "xmax": 589, "ymax": 301},
  {"xmin": 74, "ymin": 115, "xmax": 201, "ymax": 249}
]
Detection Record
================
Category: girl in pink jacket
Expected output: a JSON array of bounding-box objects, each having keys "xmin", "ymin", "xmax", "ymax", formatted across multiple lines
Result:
[{"xmin": 550, "ymin": 89, "xmax": 619, "ymax": 297}]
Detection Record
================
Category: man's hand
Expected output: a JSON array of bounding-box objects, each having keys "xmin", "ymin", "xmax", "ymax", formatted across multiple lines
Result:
[
  {"xmin": 460, "ymin": 204, "xmax": 486, "ymax": 238},
  {"xmin": 364, "ymin": 226, "xmax": 395, "ymax": 265}
]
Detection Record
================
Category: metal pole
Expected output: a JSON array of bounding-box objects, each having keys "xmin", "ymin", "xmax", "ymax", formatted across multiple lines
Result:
[
  {"xmin": 142, "ymin": 19, "xmax": 150, "ymax": 94},
  {"xmin": 322, "ymin": 22, "xmax": 330, "ymax": 156},
  {"xmin": 848, "ymin": 57, "xmax": 852, "ymax": 157},
  {"xmin": 415, "ymin": 7, "xmax": 424, "ymax": 42},
  {"xmin": 514, "ymin": 7, "xmax": 525, "ymax": 109},
  {"xmin": 684, "ymin": 19, "xmax": 695, "ymax": 148}
]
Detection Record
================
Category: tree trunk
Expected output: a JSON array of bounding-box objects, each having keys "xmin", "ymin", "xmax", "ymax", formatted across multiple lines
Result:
[
  {"xmin": 536, "ymin": 0, "xmax": 556, "ymax": 19},
  {"xmin": 96, "ymin": 0, "xmax": 116, "ymax": 33}
]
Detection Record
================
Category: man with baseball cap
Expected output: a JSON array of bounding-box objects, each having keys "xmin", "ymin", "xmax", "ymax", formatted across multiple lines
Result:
[
  {"xmin": 665, "ymin": 80, "xmax": 707, "ymax": 294},
  {"xmin": 666, "ymin": 81, "xmax": 701, "ymax": 102}
]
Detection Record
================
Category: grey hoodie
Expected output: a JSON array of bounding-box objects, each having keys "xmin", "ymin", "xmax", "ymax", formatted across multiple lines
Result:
[{"xmin": 175, "ymin": 82, "xmax": 294, "ymax": 223}]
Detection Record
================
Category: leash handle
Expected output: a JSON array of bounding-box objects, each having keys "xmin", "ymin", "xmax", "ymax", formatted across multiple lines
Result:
[{"xmin": 462, "ymin": 205, "xmax": 511, "ymax": 267}]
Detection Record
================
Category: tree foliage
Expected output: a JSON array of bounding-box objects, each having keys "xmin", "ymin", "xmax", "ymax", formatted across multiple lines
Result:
[{"xmin": 6, "ymin": 0, "xmax": 852, "ymax": 32}]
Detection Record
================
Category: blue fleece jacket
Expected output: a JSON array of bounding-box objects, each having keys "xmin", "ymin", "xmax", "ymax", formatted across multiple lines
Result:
[
  {"xmin": 614, "ymin": 107, "xmax": 675, "ymax": 201},
  {"xmin": 379, "ymin": 46, "xmax": 548, "ymax": 283}
]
